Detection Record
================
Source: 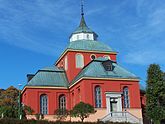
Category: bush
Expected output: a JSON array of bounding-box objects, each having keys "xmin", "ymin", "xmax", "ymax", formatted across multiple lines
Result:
[
  {"xmin": 0, "ymin": 118, "xmax": 130, "ymax": 124},
  {"xmin": 35, "ymin": 113, "xmax": 44, "ymax": 120}
]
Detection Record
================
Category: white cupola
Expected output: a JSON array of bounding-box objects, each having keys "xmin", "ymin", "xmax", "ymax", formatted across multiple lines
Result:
[{"xmin": 69, "ymin": 4, "xmax": 98, "ymax": 42}]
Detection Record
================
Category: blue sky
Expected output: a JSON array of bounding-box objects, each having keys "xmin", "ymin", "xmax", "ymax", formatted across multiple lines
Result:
[{"xmin": 0, "ymin": 0, "xmax": 165, "ymax": 89}]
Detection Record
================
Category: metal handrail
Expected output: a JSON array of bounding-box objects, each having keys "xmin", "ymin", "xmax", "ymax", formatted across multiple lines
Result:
[{"xmin": 101, "ymin": 111, "xmax": 141, "ymax": 123}]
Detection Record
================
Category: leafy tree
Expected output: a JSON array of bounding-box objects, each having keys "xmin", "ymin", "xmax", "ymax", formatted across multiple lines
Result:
[
  {"xmin": 71, "ymin": 102, "xmax": 95, "ymax": 122},
  {"xmin": 0, "ymin": 86, "xmax": 19, "ymax": 107},
  {"xmin": 0, "ymin": 89, "xmax": 4, "ymax": 96},
  {"xmin": 0, "ymin": 106, "xmax": 18, "ymax": 118},
  {"xmin": 0, "ymin": 86, "xmax": 19, "ymax": 118},
  {"xmin": 146, "ymin": 64, "xmax": 165, "ymax": 124},
  {"xmin": 54, "ymin": 108, "xmax": 70, "ymax": 121},
  {"xmin": 23, "ymin": 105, "xmax": 34, "ymax": 115}
]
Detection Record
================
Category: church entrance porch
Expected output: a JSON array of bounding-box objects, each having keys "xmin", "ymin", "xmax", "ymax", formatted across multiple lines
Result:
[
  {"xmin": 101, "ymin": 92, "xmax": 142, "ymax": 123},
  {"xmin": 105, "ymin": 92, "xmax": 122, "ymax": 114}
]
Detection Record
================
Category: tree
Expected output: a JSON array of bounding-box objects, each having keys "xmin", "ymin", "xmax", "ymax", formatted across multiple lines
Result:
[
  {"xmin": 54, "ymin": 108, "xmax": 69, "ymax": 121},
  {"xmin": 23, "ymin": 105, "xmax": 34, "ymax": 115},
  {"xmin": 146, "ymin": 64, "xmax": 165, "ymax": 124},
  {"xmin": 0, "ymin": 86, "xmax": 19, "ymax": 107},
  {"xmin": 0, "ymin": 86, "xmax": 19, "ymax": 118},
  {"xmin": 71, "ymin": 102, "xmax": 95, "ymax": 122},
  {"xmin": 0, "ymin": 89, "xmax": 4, "ymax": 96}
]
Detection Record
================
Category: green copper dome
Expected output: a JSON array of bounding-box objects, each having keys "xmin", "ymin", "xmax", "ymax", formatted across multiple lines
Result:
[{"xmin": 67, "ymin": 40, "xmax": 114, "ymax": 52}]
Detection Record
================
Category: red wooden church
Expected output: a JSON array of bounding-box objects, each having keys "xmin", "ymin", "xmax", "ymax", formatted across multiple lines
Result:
[{"xmin": 21, "ymin": 5, "xmax": 145, "ymax": 123}]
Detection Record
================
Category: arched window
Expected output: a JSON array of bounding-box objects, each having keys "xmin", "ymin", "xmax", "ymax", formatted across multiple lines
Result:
[
  {"xmin": 40, "ymin": 94, "xmax": 48, "ymax": 114},
  {"xmin": 59, "ymin": 95, "xmax": 66, "ymax": 110},
  {"xmin": 104, "ymin": 55, "xmax": 111, "ymax": 60},
  {"xmin": 76, "ymin": 53, "xmax": 84, "ymax": 68},
  {"xmin": 95, "ymin": 86, "xmax": 102, "ymax": 108},
  {"xmin": 123, "ymin": 87, "xmax": 130, "ymax": 108},
  {"xmin": 64, "ymin": 56, "xmax": 68, "ymax": 70}
]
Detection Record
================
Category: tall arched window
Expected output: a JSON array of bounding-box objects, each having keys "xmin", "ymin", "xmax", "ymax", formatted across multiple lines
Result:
[
  {"xmin": 95, "ymin": 86, "xmax": 102, "ymax": 108},
  {"xmin": 40, "ymin": 94, "xmax": 48, "ymax": 114},
  {"xmin": 76, "ymin": 53, "xmax": 84, "ymax": 68},
  {"xmin": 59, "ymin": 95, "xmax": 66, "ymax": 110},
  {"xmin": 123, "ymin": 87, "xmax": 130, "ymax": 108}
]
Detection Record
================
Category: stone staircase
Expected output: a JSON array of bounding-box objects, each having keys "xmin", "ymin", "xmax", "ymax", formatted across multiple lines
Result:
[{"xmin": 100, "ymin": 111, "xmax": 143, "ymax": 124}]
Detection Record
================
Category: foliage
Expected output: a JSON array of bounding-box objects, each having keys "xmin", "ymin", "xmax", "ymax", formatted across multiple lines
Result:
[
  {"xmin": 0, "ymin": 86, "xmax": 19, "ymax": 107},
  {"xmin": 0, "ymin": 86, "xmax": 19, "ymax": 118},
  {"xmin": 0, "ymin": 118, "xmax": 131, "ymax": 124},
  {"xmin": 146, "ymin": 64, "xmax": 165, "ymax": 124},
  {"xmin": 23, "ymin": 105, "xmax": 34, "ymax": 115},
  {"xmin": 0, "ymin": 86, "xmax": 34, "ymax": 119},
  {"xmin": 54, "ymin": 109, "xmax": 70, "ymax": 121},
  {"xmin": 71, "ymin": 102, "xmax": 95, "ymax": 122},
  {"xmin": 0, "ymin": 106, "xmax": 18, "ymax": 118},
  {"xmin": 35, "ymin": 113, "xmax": 44, "ymax": 120}
]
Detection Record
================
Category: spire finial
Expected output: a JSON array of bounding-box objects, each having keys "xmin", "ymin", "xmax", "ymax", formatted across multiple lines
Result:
[{"xmin": 81, "ymin": 0, "xmax": 84, "ymax": 16}]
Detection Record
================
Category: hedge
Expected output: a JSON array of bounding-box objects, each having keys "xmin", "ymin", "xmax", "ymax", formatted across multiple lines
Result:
[{"xmin": 0, "ymin": 118, "xmax": 130, "ymax": 124}]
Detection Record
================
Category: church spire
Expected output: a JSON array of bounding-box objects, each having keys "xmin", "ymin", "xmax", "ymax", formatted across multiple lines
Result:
[
  {"xmin": 79, "ymin": 0, "xmax": 87, "ymax": 28},
  {"xmin": 69, "ymin": 0, "xmax": 98, "ymax": 42},
  {"xmin": 81, "ymin": 0, "xmax": 84, "ymax": 16}
]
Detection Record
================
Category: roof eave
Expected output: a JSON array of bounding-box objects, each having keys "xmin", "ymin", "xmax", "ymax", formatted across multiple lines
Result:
[{"xmin": 55, "ymin": 49, "xmax": 117, "ymax": 65}]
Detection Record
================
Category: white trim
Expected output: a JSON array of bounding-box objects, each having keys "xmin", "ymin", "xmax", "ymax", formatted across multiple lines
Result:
[
  {"xmin": 105, "ymin": 92, "xmax": 122, "ymax": 114},
  {"xmin": 64, "ymin": 56, "xmax": 68, "ymax": 70},
  {"xmin": 90, "ymin": 54, "xmax": 96, "ymax": 60},
  {"xmin": 55, "ymin": 49, "xmax": 117, "ymax": 65}
]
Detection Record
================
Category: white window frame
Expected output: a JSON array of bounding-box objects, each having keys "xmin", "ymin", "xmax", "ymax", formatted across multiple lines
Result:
[
  {"xmin": 76, "ymin": 53, "xmax": 84, "ymax": 68},
  {"xmin": 123, "ymin": 87, "xmax": 130, "ymax": 108},
  {"xmin": 59, "ymin": 95, "xmax": 66, "ymax": 110},
  {"xmin": 90, "ymin": 54, "xmax": 96, "ymax": 60},
  {"xmin": 95, "ymin": 86, "xmax": 102, "ymax": 108},
  {"xmin": 40, "ymin": 94, "xmax": 48, "ymax": 115}
]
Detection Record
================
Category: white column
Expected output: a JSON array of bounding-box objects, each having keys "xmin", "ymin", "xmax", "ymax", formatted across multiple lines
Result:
[
  {"xmin": 106, "ymin": 96, "xmax": 111, "ymax": 114},
  {"xmin": 117, "ymin": 96, "xmax": 122, "ymax": 111}
]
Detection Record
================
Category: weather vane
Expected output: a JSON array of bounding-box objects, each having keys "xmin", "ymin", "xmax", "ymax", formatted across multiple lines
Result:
[{"xmin": 81, "ymin": 0, "xmax": 84, "ymax": 15}]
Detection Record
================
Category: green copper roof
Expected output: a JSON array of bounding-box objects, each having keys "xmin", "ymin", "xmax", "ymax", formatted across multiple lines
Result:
[
  {"xmin": 67, "ymin": 40, "xmax": 114, "ymax": 52},
  {"xmin": 72, "ymin": 15, "xmax": 97, "ymax": 35},
  {"xmin": 72, "ymin": 58, "xmax": 138, "ymax": 84},
  {"xmin": 40, "ymin": 66, "xmax": 62, "ymax": 72},
  {"xmin": 27, "ymin": 66, "xmax": 68, "ymax": 87}
]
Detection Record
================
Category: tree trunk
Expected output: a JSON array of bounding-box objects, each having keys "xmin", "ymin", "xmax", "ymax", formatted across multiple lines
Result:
[{"xmin": 81, "ymin": 117, "xmax": 84, "ymax": 122}]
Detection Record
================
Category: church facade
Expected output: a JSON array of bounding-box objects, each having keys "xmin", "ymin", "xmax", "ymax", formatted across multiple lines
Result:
[{"xmin": 21, "ymin": 11, "xmax": 144, "ymax": 123}]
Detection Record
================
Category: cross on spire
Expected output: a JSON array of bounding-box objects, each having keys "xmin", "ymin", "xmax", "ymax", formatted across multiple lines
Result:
[{"xmin": 81, "ymin": 0, "xmax": 84, "ymax": 16}]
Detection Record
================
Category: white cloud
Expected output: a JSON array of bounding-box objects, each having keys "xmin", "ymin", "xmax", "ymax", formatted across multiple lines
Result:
[
  {"xmin": 120, "ymin": 3, "xmax": 165, "ymax": 65},
  {"xmin": 124, "ymin": 50, "xmax": 165, "ymax": 65},
  {"xmin": 0, "ymin": 0, "xmax": 75, "ymax": 56}
]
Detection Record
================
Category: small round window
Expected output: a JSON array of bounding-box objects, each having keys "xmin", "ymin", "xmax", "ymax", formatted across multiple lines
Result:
[{"xmin": 90, "ymin": 54, "xmax": 96, "ymax": 60}]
